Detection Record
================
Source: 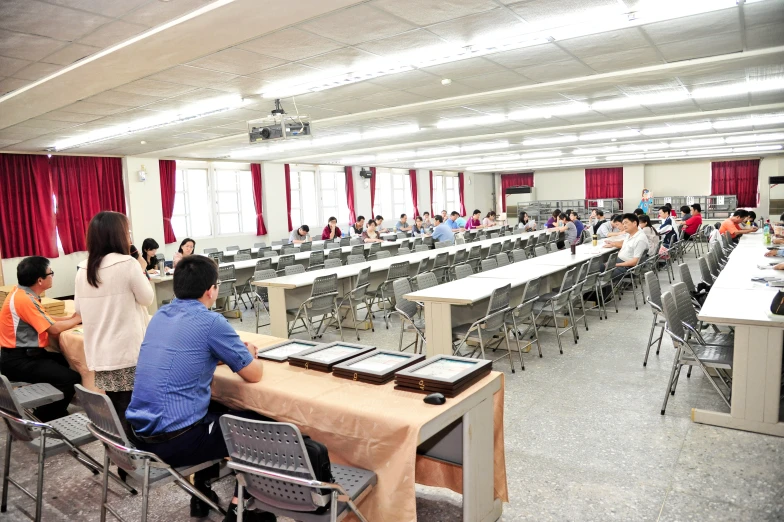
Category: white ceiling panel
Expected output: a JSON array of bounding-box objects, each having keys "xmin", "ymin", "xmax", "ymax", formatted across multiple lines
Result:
[
  {"xmin": 404, "ymin": 81, "xmax": 478, "ymax": 99},
  {"xmin": 12, "ymin": 62, "xmax": 63, "ymax": 82},
  {"xmin": 356, "ymin": 29, "xmax": 450, "ymax": 57},
  {"xmin": 58, "ymin": 101, "xmax": 130, "ymax": 116},
  {"xmin": 296, "ymin": 105, "xmax": 349, "ymax": 119},
  {"xmin": 423, "ymin": 57, "xmax": 509, "ymax": 80},
  {"xmin": 78, "ymin": 20, "xmax": 149, "ymax": 48},
  {"xmin": 248, "ymin": 63, "xmax": 324, "ymax": 85},
  {"xmin": 0, "ymin": 138, "xmax": 22, "ymax": 148},
  {"xmin": 41, "ymin": 110, "xmax": 103, "ymax": 123},
  {"xmin": 0, "ymin": 125, "xmax": 48, "ymax": 141},
  {"xmin": 40, "ymin": 43, "xmax": 100, "ymax": 66},
  {"xmin": 459, "ymin": 70, "xmax": 531, "ymax": 89},
  {"xmin": 742, "ymin": 0, "xmax": 784, "ymax": 28},
  {"xmin": 505, "ymin": 0, "xmax": 621, "ymax": 24},
  {"xmin": 299, "ymin": 4, "xmax": 416, "ymax": 45},
  {"xmin": 370, "ymin": 0, "xmax": 498, "ymax": 26},
  {"xmin": 0, "ymin": 29, "xmax": 66, "ymax": 61},
  {"xmin": 581, "ymin": 47, "xmax": 663, "ymax": 73},
  {"xmin": 515, "ymin": 59, "xmax": 596, "ymax": 83},
  {"xmin": 146, "ymin": 65, "xmax": 238, "ymax": 88},
  {"xmin": 358, "ymin": 90, "xmax": 433, "ymax": 106},
  {"xmin": 121, "ymin": 0, "xmax": 214, "ymax": 27},
  {"xmin": 298, "ymin": 47, "xmax": 385, "ymax": 72},
  {"xmin": 45, "ymin": 0, "xmax": 150, "ymax": 18},
  {"xmin": 13, "ymin": 118, "xmax": 79, "ymax": 131},
  {"xmin": 676, "ymin": 70, "xmax": 746, "ymax": 87},
  {"xmin": 558, "ymin": 28, "xmax": 650, "ymax": 59},
  {"xmin": 0, "ymin": 78, "xmax": 29, "ymax": 96},
  {"xmin": 657, "ymin": 32, "xmax": 743, "ymax": 63},
  {"xmin": 238, "ymin": 28, "xmax": 344, "ymax": 61},
  {"xmin": 0, "ymin": 56, "xmax": 31, "ymax": 77},
  {"xmin": 84, "ymin": 90, "xmax": 163, "ymax": 107},
  {"xmin": 641, "ymin": 9, "xmax": 740, "ymax": 45},
  {"xmin": 187, "ymin": 48, "xmax": 286, "ymax": 76},
  {"xmin": 210, "ymin": 76, "xmax": 268, "ymax": 95},
  {"xmin": 0, "ymin": 0, "xmax": 112, "ymax": 41},
  {"xmin": 317, "ymin": 99, "xmax": 392, "ymax": 114},
  {"xmin": 425, "ymin": 8, "xmax": 529, "ymax": 46},
  {"xmin": 746, "ymin": 24, "xmax": 784, "ymax": 50},
  {"xmin": 113, "ymin": 79, "xmax": 199, "ymax": 97},
  {"xmin": 367, "ymin": 69, "xmax": 441, "ymax": 89},
  {"xmin": 485, "ymin": 43, "xmax": 573, "ymax": 70}
]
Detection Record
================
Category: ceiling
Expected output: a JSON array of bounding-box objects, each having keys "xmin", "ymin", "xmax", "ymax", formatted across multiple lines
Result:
[{"xmin": 0, "ymin": 0, "xmax": 783, "ymax": 171}]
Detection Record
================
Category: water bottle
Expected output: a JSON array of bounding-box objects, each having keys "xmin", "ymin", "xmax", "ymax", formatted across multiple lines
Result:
[{"xmin": 764, "ymin": 220, "xmax": 771, "ymax": 245}]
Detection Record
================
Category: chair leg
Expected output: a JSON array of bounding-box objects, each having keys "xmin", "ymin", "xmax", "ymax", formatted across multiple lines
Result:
[
  {"xmin": 530, "ymin": 311, "xmax": 543, "ymax": 358},
  {"xmin": 505, "ymin": 321, "xmax": 519, "ymax": 373},
  {"xmin": 238, "ymin": 482, "xmax": 244, "ymax": 522},
  {"xmin": 100, "ymin": 449, "xmax": 109, "ymax": 522},
  {"xmin": 35, "ymin": 430, "xmax": 45, "ymax": 522},
  {"xmin": 551, "ymin": 302, "xmax": 564, "ymax": 354},
  {"xmin": 661, "ymin": 347, "xmax": 682, "ymax": 415},
  {"xmin": 335, "ymin": 305, "xmax": 344, "ymax": 341},
  {"xmin": 350, "ymin": 300, "xmax": 361, "ymax": 341},
  {"xmin": 140, "ymin": 459, "xmax": 150, "ymax": 522},
  {"xmin": 644, "ymin": 314, "xmax": 658, "ymax": 367},
  {"xmin": 1, "ymin": 431, "xmax": 10, "ymax": 513},
  {"xmin": 567, "ymin": 302, "xmax": 578, "ymax": 344}
]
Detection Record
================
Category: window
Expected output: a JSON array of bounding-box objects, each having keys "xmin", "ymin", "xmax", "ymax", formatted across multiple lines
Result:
[
  {"xmin": 172, "ymin": 167, "xmax": 212, "ymax": 239},
  {"xmin": 320, "ymin": 170, "xmax": 350, "ymax": 225},
  {"xmin": 289, "ymin": 170, "xmax": 319, "ymax": 228},
  {"xmin": 375, "ymin": 169, "xmax": 413, "ymax": 220},
  {"xmin": 432, "ymin": 173, "xmax": 460, "ymax": 215},
  {"xmin": 289, "ymin": 167, "xmax": 352, "ymax": 229},
  {"xmin": 214, "ymin": 168, "xmax": 256, "ymax": 235}
]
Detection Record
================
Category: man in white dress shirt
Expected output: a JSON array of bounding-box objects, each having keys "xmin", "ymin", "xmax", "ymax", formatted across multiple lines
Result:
[{"xmin": 604, "ymin": 213, "xmax": 649, "ymax": 279}]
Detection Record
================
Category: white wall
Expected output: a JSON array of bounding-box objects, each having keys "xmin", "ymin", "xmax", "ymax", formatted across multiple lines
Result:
[
  {"xmin": 124, "ymin": 157, "xmax": 165, "ymax": 251},
  {"xmin": 623, "ymin": 164, "xmax": 645, "ymax": 213},
  {"xmin": 464, "ymin": 172, "xmax": 494, "ymax": 214},
  {"xmin": 533, "ymin": 169, "xmax": 586, "ymax": 200},
  {"xmin": 643, "ymin": 160, "xmax": 711, "ymax": 198}
]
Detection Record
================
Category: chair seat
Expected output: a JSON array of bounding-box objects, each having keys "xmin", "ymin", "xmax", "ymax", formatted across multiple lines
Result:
[
  {"xmin": 698, "ymin": 332, "xmax": 734, "ymax": 347},
  {"xmin": 247, "ymin": 464, "xmax": 377, "ymax": 522},
  {"xmin": 536, "ymin": 291, "xmax": 557, "ymax": 302},
  {"xmin": 29, "ymin": 413, "xmax": 94, "ymax": 457},
  {"xmin": 692, "ymin": 345, "xmax": 734, "ymax": 369},
  {"xmin": 451, "ymin": 323, "xmax": 504, "ymax": 341},
  {"xmin": 123, "ymin": 459, "xmax": 222, "ymax": 488},
  {"xmin": 14, "ymin": 382, "xmax": 63, "ymax": 409}
]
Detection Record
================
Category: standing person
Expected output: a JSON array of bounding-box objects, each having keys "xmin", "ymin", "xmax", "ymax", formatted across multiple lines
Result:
[
  {"xmin": 554, "ymin": 212, "xmax": 577, "ymax": 249},
  {"xmin": 350, "ymin": 216, "xmax": 366, "ymax": 236},
  {"xmin": 361, "ymin": 220, "xmax": 384, "ymax": 243},
  {"xmin": 569, "ymin": 210, "xmax": 585, "ymax": 239},
  {"xmin": 546, "ymin": 209, "xmax": 561, "ymax": 229},
  {"xmin": 288, "ymin": 225, "xmax": 310, "ymax": 244},
  {"xmin": 682, "ymin": 203, "xmax": 703, "ymax": 240},
  {"xmin": 172, "ymin": 237, "xmax": 195, "ymax": 269},
  {"xmin": 125, "ymin": 256, "xmax": 270, "ymax": 521},
  {"xmin": 321, "ymin": 217, "xmax": 342, "ymax": 240},
  {"xmin": 639, "ymin": 215, "xmax": 660, "ymax": 256},
  {"xmin": 395, "ymin": 214, "xmax": 412, "ymax": 233},
  {"xmin": 482, "ymin": 211, "xmax": 496, "ymax": 228},
  {"xmin": 75, "ymin": 211, "xmax": 153, "ymax": 435},
  {"xmin": 421, "ymin": 212, "xmax": 433, "ymax": 228},
  {"xmin": 518, "ymin": 211, "xmax": 537, "ymax": 232},
  {"xmin": 465, "ymin": 209, "xmax": 483, "ymax": 230},
  {"xmin": 431, "ymin": 215, "xmax": 453, "ymax": 242},
  {"xmin": 592, "ymin": 209, "xmax": 607, "ymax": 234},
  {"xmin": 657, "ymin": 206, "xmax": 677, "ymax": 248},
  {"xmin": 0, "ymin": 257, "xmax": 82, "ymax": 422},
  {"xmin": 604, "ymin": 213, "xmax": 649, "ymax": 279},
  {"xmin": 141, "ymin": 238, "xmax": 160, "ymax": 274}
]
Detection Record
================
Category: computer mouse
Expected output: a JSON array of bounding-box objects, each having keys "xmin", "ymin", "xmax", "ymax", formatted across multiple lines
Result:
[{"xmin": 424, "ymin": 392, "xmax": 446, "ymax": 405}]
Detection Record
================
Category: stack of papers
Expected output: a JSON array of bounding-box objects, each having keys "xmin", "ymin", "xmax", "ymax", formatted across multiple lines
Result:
[
  {"xmin": 0, "ymin": 285, "xmax": 13, "ymax": 308},
  {"xmin": 41, "ymin": 298, "xmax": 66, "ymax": 317}
]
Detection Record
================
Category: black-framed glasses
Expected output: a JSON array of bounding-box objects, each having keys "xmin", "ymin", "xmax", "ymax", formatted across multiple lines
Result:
[
  {"xmin": 213, "ymin": 281, "xmax": 222, "ymax": 288},
  {"xmin": 45, "ymin": 271, "xmax": 54, "ymax": 278}
]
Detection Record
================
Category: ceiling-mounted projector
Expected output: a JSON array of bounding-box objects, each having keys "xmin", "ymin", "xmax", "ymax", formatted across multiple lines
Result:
[
  {"xmin": 248, "ymin": 99, "xmax": 311, "ymax": 143},
  {"xmin": 359, "ymin": 168, "xmax": 373, "ymax": 179}
]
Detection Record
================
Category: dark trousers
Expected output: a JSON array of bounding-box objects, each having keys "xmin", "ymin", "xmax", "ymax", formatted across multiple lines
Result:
[
  {"xmin": 0, "ymin": 348, "xmax": 80, "ymax": 422},
  {"xmin": 106, "ymin": 390, "xmax": 133, "ymax": 438},
  {"xmin": 131, "ymin": 402, "xmax": 270, "ymax": 496}
]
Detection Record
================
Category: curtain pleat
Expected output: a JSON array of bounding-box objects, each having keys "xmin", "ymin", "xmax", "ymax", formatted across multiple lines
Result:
[
  {"xmin": 345, "ymin": 167, "xmax": 356, "ymax": 224},
  {"xmin": 711, "ymin": 160, "xmax": 760, "ymax": 208},
  {"xmin": 284, "ymin": 164, "xmax": 293, "ymax": 232},
  {"xmin": 585, "ymin": 168, "xmax": 623, "ymax": 200},
  {"xmin": 457, "ymin": 172, "xmax": 467, "ymax": 216},
  {"xmin": 158, "ymin": 159, "xmax": 177, "ymax": 244},
  {"xmin": 500, "ymin": 173, "xmax": 534, "ymax": 212},
  {"xmin": 251, "ymin": 163, "xmax": 268, "ymax": 235},
  {"xmin": 408, "ymin": 169, "xmax": 419, "ymax": 217}
]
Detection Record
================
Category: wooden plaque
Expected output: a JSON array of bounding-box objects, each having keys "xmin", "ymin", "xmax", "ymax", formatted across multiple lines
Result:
[
  {"xmin": 333, "ymin": 350, "xmax": 425, "ymax": 384},
  {"xmin": 257, "ymin": 339, "xmax": 322, "ymax": 362},
  {"xmin": 394, "ymin": 355, "xmax": 492, "ymax": 397},
  {"xmin": 288, "ymin": 342, "xmax": 376, "ymax": 372}
]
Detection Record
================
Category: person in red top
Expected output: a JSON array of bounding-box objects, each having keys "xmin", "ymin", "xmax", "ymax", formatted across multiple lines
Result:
[
  {"xmin": 0, "ymin": 256, "xmax": 82, "ymax": 421},
  {"xmin": 682, "ymin": 203, "xmax": 703, "ymax": 240},
  {"xmin": 464, "ymin": 209, "xmax": 483, "ymax": 230},
  {"xmin": 719, "ymin": 209, "xmax": 757, "ymax": 241},
  {"xmin": 321, "ymin": 216, "xmax": 342, "ymax": 240}
]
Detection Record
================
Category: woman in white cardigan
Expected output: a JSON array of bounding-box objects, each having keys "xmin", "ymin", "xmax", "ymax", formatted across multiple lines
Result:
[{"xmin": 74, "ymin": 211, "xmax": 153, "ymax": 433}]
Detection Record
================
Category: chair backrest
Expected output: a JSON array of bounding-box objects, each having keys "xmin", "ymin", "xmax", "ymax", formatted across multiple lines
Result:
[
  {"xmin": 220, "ymin": 416, "xmax": 323, "ymax": 512},
  {"xmin": 678, "ymin": 263, "xmax": 696, "ymax": 293},
  {"xmin": 349, "ymin": 237, "xmax": 362, "ymax": 246},
  {"xmin": 483, "ymin": 284, "xmax": 511, "ymax": 331},
  {"xmin": 256, "ymin": 258, "xmax": 272, "ymax": 271},
  {"xmin": 400, "ymin": 239, "xmax": 410, "ymax": 250},
  {"xmin": 299, "ymin": 242, "xmax": 312, "ymax": 252},
  {"xmin": 414, "ymin": 245, "xmax": 430, "ymax": 252},
  {"xmin": 660, "ymin": 290, "xmax": 686, "ymax": 342},
  {"xmin": 698, "ymin": 257, "xmax": 714, "ymax": 285},
  {"xmin": 312, "ymin": 243, "xmax": 325, "ymax": 252},
  {"xmin": 238, "ymin": 248, "xmax": 251, "ymax": 255},
  {"xmin": 312, "ymin": 273, "xmax": 338, "ymax": 297},
  {"xmin": 309, "ymin": 250, "xmax": 324, "ymax": 264},
  {"xmin": 278, "ymin": 254, "xmax": 295, "ymax": 269},
  {"xmin": 416, "ymin": 258, "xmax": 429, "ymax": 274},
  {"xmin": 227, "ymin": 245, "xmax": 240, "ymax": 251},
  {"xmin": 454, "ymin": 264, "xmax": 473, "ymax": 280},
  {"xmin": 387, "ymin": 261, "xmax": 410, "ymax": 281},
  {"xmin": 523, "ymin": 277, "xmax": 540, "ymax": 302},
  {"xmin": 350, "ymin": 245, "xmax": 365, "ymax": 256},
  {"xmin": 453, "ymin": 249, "xmax": 467, "ymax": 265},
  {"xmin": 672, "ymin": 282, "xmax": 700, "ymax": 332},
  {"xmin": 644, "ymin": 271, "xmax": 663, "ymax": 312},
  {"xmin": 254, "ymin": 242, "xmax": 266, "ymax": 249},
  {"xmin": 204, "ymin": 247, "xmax": 218, "ymax": 254},
  {"xmin": 0, "ymin": 376, "xmax": 36, "ymax": 443},
  {"xmin": 557, "ymin": 267, "xmax": 578, "ymax": 295},
  {"xmin": 324, "ymin": 258, "xmax": 342, "ymax": 269},
  {"xmin": 369, "ymin": 243, "xmax": 381, "ymax": 255},
  {"xmin": 257, "ymin": 247, "xmax": 269, "ymax": 258},
  {"xmin": 285, "ymin": 264, "xmax": 306, "ymax": 276},
  {"xmin": 218, "ymin": 264, "xmax": 236, "ymax": 282},
  {"xmin": 416, "ymin": 272, "xmax": 439, "ymax": 291},
  {"xmin": 254, "ymin": 269, "xmax": 277, "ymax": 296},
  {"xmin": 434, "ymin": 240, "xmax": 453, "ymax": 249},
  {"xmin": 354, "ymin": 267, "xmax": 371, "ymax": 297},
  {"xmin": 502, "ymin": 239, "xmax": 512, "ymax": 252},
  {"xmin": 340, "ymin": 237, "xmax": 351, "ymax": 246},
  {"xmin": 393, "ymin": 278, "xmax": 419, "ymax": 320},
  {"xmin": 235, "ymin": 253, "xmax": 252, "ymax": 262},
  {"xmin": 208, "ymin": 252, "xmax": 223, "ymax": 264},
  {"xmin": 528, "ymin": 234, "xmax": 538, "ymax": 247},
  {"xmin": 495, "ymin": 252, "xmax": 510, "ymax": 267},
  {"xmin": 327, "ymin": 248, "xmax": 341, "ymax": 260},
  {"xmin": 347, "ymin": 254, "xmax": 366, "ymax": 265},
  {"xmin": 490, "ymin": 233, "xmax": 500, "ymax": 239},
  {"xmin": 468, "ymin": 245, "xmax": 481, "ymax": 259},
  {"xmin": 282, "ymin": 246, "xmax": 300, "ymax": 255},
  {"xmin": 586, "ymin": 256, "xmax": 602, "ymax": 275},
  {"xmin": 263, "ymin": 250, "xmax": 276, "ymax": 258},
  {"xmin": 707, "ymin": 250, "xmax": 721, "ymax": 277},
  {"xmin": 480, "ymin": 258, "xmax": 498, "ymax": 272},
  {"xmin": 433, "ymin": 251, "xmax": 448, "ymax": 268},
  {"xmin": 375, "ymin": 250, "xmax": 392, "ymax": 259},
  {"xmin": 487, "ymin": 242, "xmax": 501, "ymax": 257}
]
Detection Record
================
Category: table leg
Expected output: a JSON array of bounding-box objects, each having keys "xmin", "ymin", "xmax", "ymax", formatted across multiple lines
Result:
[
  {"xmin": 268, "ymin": 287, "xmax": 289, "ymax": 339},
  {"xmin": 463, "ymin": 396, "xmax": 502, "ymax": 522},
  {"xmin": 148, "ymin": 284, "xmax": 160, "ymax": 314},
  {"xmin": 424, "ymin": 302, "xmax": 454, "ymax": 357},
  {"xmin": 692, "ymin": 325, "xmax": 784, "ymax": 437}
]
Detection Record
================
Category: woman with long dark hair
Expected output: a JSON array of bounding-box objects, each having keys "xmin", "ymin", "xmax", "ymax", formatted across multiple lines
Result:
[
  {"xmin": 518, "ymin": 211, "xmax": 537, "ymax": 232},
  {"xmin": 173, "ymin": 237, "xmax": 195, "ymax": 269},
  {"xmin": 141, "ymin": 238, "xmax": 160, "ymax": 274},
  {"xmin": 74, "ymin": 211, "xmax": 153, "ymax": 434}
]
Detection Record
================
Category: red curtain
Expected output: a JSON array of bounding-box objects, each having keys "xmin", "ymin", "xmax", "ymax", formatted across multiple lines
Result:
[
  {"xmin": 370, "ymin": 167, "xmax": 376, "ymax": 217},
  {"xmin": 711, "ymin": 159, "xmax": 760, "ymax": 208},
  {"xmin": 500, "ymin": 173, "xmax": 534, "ymax": 212},
  {"xmin": 457, "ymin": 172, "xmax": 467, "ymax": 216},
  {"xmin": 284, "ymin": 164, "xmax": 293, "ymax": 232},
  {"xmin": 345, "ymin": 167, "xmax": 356, "ymax": 224},
  {"xmin": 159, "ymin": 159, "xmax": 177, "ymax": 244},
  {"xmin": 0, "ymin": 154, "xmax": 58, "ymax": 259},
  {"xmin": 585, "ymin": 168, "xmax": 623, "ymax": 200},
  {"xmin": 250, "ymin": 163, "xmax": 268, "ymax": 236},
  {"xmin": 98, "ymin": 157, "xmax": 125, "ymax": 214},
  {"xmin": 408, "ymin": 169, "xmax": 419, "ymax": 217},
  {"xmin": 429, "ymin": 170, "xmax": 434, "ymax": 215}
]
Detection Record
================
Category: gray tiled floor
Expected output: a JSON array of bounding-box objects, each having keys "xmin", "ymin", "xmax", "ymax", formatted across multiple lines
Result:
[{"xmin": 1, "ymin": 256, "xmax": 783, "ymax": 521}]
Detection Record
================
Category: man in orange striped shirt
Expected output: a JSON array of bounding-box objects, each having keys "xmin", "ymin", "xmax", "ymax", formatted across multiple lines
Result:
[
  {"xmin": 718, "ymin": 210, "xmax": 758, "ymax": 242},
  {"xmin": 0, "ymin": 256, "xmax": 82, "ymax": 421}
]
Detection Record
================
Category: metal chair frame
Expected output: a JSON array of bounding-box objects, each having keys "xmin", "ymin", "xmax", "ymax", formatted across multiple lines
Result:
[
  {"xmin": 337, "ymin": 267, "xmax": 374, "ymax": 341},
  {"xmin": 371, "ymin": 261, "xmax": 411, "ymax": 329},
  {"xmin": 252, "ymin": 269, "xmax": 277, "ymax": 332},
  {"xmin": 642, "ymin": 271, "xmax": 666, "ymax": 367},
  {"xmin": 390, "ymin": 279, "xmax": 426, "ymax": 354},
  {"xmin": 287, "ymin": 274, "xmax": 344, "ymax": 340},
  {"xmin": 506, "ymin": 279, "xmax": 543, "ymax": 366},
  {"xmin": 533, "ymin": 267, "xmax": 579, "ymax": 354}
]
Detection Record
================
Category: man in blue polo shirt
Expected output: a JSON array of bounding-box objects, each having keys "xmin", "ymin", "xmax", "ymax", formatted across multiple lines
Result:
[
  {"xmin": 126, "ymin": 256, "xmax": 272, "ymax": 522},
  {"xmin": 446, "ymin": 211, "xmax": 461, "ymax": 230},
  {"xmin": 431, "ymin": 215, "xmax": 453, "ymax": 242}
]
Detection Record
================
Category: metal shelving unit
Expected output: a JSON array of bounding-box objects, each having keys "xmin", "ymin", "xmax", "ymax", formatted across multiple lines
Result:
[{"xmin": 647, "ymin": 195, "xmax": 737, "ymax": 221}]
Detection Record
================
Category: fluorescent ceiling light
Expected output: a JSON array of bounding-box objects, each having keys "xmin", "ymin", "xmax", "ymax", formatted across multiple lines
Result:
[
  {"xmin": 230, "ymin": 145, "xmax": 284, "ymax": 159},
  {"xmin": 591, "ymin": 91, "xmax": 689, "ymax": 111},
  {"xmin": 579, "ymin": 129, "xmax": 640, "ymax": 141},
  {"xmin": 376, "ymin": 150, "xmax": 417, "ymax": 161},
  {"xmin": 668, "ymin": 137, "xmax": 726, "ymax": 148},
  {"xmin": 508, "ymin": 103, "xmax": 590, "ymax": 120},
  {"xmin": 436, "ymin": 114, "xmax": 506, "ymax": 129},
  {"xmin": 362, "ymin": 125, "xmax": 420, "ymax": 140},
  {"xmin": 725, "ymin": 132, "xmax": 784, "ymax": 144},
  {"xmin": 558, "ymin": 157, "xmax": 597, "ymax": 166},
  {"xmin": 518, "ymin": 150, "xmax": 562, "ymax": 159},
  {"xmin": 522, "ymin": 135, "xmax": 578, "ymax": 146},
  {"xmin": 311, "ymin": 133, "xmax": 361, "ymax": 147},
  {"xmin": 645, "ymin": 151, "xmax": 687, "ymax": 159},
  {"xmin": 573, "ymin": 146, "xmax": 618, "ymax": 155},
  {"xmin": 690, "ymin": 77, "xmax": 784, "ymax": 100},
  {"xmin": 605, "ymin": 154, "xmax": 645, "ymax": 161},
  {"xmin": 640, "ymin": 122, "xmax": 713, "ymax": 136},
  {"xmin": 340, "ymin": 155, "xmax": 375, "ymax": 164},
  {"xmin": 732, "ymin": 144, "xmax": 783, "ymax": 153},
  {"xmin": 489, "ymin": 154, "xmax": 520, "ymax": 162},
  {"xmin": 417, "ymin": 146, "xmax": 460, "ymax": 156},
  {"xmin": 449, "ymin": 157, "xmax": 484, "ymax": 165},
  {"xmin": 712, "ymin": 114, "xmax": 784, "ymax": 129},
  {"xmin": 687, "ymin": 148, "xmax": 733, "ymax": 156},
  {"xmin": 618, "ymin": 142, "xmax": 669, "ymax": 152},
  {"xmin": 414, "ymin": 160, "xmax": 447, "ymax": 168},
  {"xmin": 461, "ymin": 141, "xmax": 509, "ymax": 152}
]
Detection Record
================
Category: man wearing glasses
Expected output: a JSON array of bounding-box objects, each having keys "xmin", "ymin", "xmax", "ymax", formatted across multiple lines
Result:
[{"xmin": 0, "ymin": 256, "xmax": 82, "ymax": 421}]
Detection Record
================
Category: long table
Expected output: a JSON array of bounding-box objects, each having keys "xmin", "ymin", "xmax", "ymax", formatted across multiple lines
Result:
[
  {"xmin": 405, "ymin": 241, "xmax": 617, "ymax": 357},
  {"xmin": 695, "ymin": 232, "xmax": 784, "ymax": 437},
  {"xmin": 254, "ymin": 229, "xmax": 551, "ymax": 338}
]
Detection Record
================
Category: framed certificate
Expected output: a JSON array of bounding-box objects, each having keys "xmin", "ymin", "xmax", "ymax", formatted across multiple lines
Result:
[
  {"xmin": 394, "ymin": 355, "xmax": 492, "ymax": 397},
  {"xmin": 288, "ymin": 342, "xmax": 376, "ymax": 372},
  {"xmin": 333, "ymin": 350, "xmax": 425, "ymax": 384},
  {"xmin": 257, "ymin": 340, "xmax": 322, "ymax": 362}
]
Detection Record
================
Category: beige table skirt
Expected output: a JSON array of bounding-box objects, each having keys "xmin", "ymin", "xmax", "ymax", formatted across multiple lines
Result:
[{"xmin": 213, "ymin": 331, "xmax": 508, "ymax": 522}]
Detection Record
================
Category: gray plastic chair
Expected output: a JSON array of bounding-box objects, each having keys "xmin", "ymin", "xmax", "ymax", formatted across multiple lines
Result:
[
  {"xmin": 276, "ymin": 254, "xmax": 296, "ymax": 276},
  {"xmin": 253, "ymin": 269, "xmax": 277, "ymax": 332},
  {"xmin": 495, "ymin": 252, "xmax": 510, "ymax": 268},
  {"xmin": 485, "ymin": 242, "xmax": 501, "ymax": 259},
  {"xmin": 366, "ymin": 243, "xmax": 382, "ymax": 260},
  {"xmin": 350, "ymin": 245, "xmax": 365, "ymax": 256},
  {"xmin": 287, "ymin": 274, "xmax": 344, "ymax": 340},
  {"xmin": 594, "ymin": 252, "xmax": 619, "ymax": 319},
  {"xmin": 451, "ymin": 284, "xmax": 516, "ymax": 372},
  {"xmin": 642, "ymin": 271, "xmax": 667, "ymax": 367},
  {"xmin": 220, "ymin": 417, "xmax": 375, "ymax": 522},
  {"xmin": 347, "ymin": 254, "xmax": 366, "ymax": 265},
  {"xmin": 371, "ymin": 261, "xmax": 411, "ymax": 329},
  {"xmin": 203, "ymin": 247, "xmax": 218, "ymax": 254},
  {"xmin": 285, "ymin": 264, "xmax": 306, "ymax": 276},
  {"xmin": 524, "ymin": 235, "xmax": 538, "ymax": 258},
  {"xmin": 308, "ymin": 250, "xmax": 325, "ymax": 271},
  {"xmin": 327, "ymin": 248, "xmax": 342, "ymax": 260},
  {"xmin": 391, "ymin": 278, "xmax": 426, "ymax": 354},
  {"xmin": 505, "ymin": 278, "xmax": 542, "ymax": 364},
  {"xmin": 237, "ymin": 259, "xmax": 274, "ymax": 310},
  {"xmin": 533, "ymin": 267, "xmax": 579, "ymax": 354},
  {"xmin": 214, "ymin": 264, "xmax": 241, "ymax": 321},
  {"xmin": 299, "ymin": 242, "xmax": 312, "ymax": 252},
  {"xmin": 431, "ymin": 252, "xmax": 449, "ymax": 283},
  {"xmin": 253, "ymin": 242, "xmax": 266, "ymax": 249},
  {"xmin": 238, "ymin": 248, "xmax": 252, "ymax": 256},
  {"xmin": 698, "ymin": 256, "xmax": 714, "ymax": 286},
  {"xmin": 74, "ymin": 385, "xmax": 223, "ymax": 522},
  {"xmin": 453, "ymin": 264, "xmax": 473, "ymax": 280},
  {"xmin": 480, "ymin": 258, "xmax": 498, "ymax": 272},
  {"xmin": 434, "ymin": 240, "xmax": 453, "ymax": 249},
  {"xmin": 235, "ymin": 252, "xmax": 252, "ymax": 262},
  {"xmin": 227, "ymin": 245, "xmax": 240, "ymax": 251},
  {"xmin": 337, "ymin": 267, "xmax": 374, "ymax": 341},
  {"xmin": 0, "ymin": 376, "xmax": 134, "ymax": 521},
  {"xmin": 414, "ymin": 245, "xmax": 430, "ymax": 253},
  {"xmin": 415, "ymin": 272, "xmax": 439, "ymax": 293},
  {"xmin": 374, "ymin": 250, "xmax": 392, "ymax": 260},
  {"xmin": 208, "ymin": 251, "xmax": 223, "ymax": 264},
  {"xmin": 282, "ymin": 246, "xmax": 300, "ymax": 255},
  {"xmin": 447, "ymin": 249, "xmax": 468, "ymax": 281},
  {"xmin": 324, "ymin": 258, "xmax": 342, "ymax": 269},
  {"xmin": 511, "ymin": 249, "xmax": 527, "ymax": 263}
]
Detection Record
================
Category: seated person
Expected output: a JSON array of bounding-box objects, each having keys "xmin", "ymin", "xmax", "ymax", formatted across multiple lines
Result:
[
  {"xmin": 554, "ymin": 212, "xmax": 577, "ymax": 249},
  {"xmin": 374, "ymin": 215, "xmax": 390, "ymax": 233},
  {"xmin": 604, "ymin": 213, "xmax": 648, "ymax": 279},
  {"xmin": 545, "ymin": 209, "xmax": 561, "ymax": 229},
  {"xmin": 395, "ymin": 214, "xmax": 412, "ymax": 233},
  {"xmin": 518, "ymin": 211, "xmax": 536, "ymax": 232},
  {"xmin": 125, "ymin": 256, "xmax": 269, "ymax": 522},
  {"xmin": 421, "ymin": 212, "xmax": 433, "ymax": 228},
  {"xmin": 465, "ymin": 209, "xmax": 483, "ymax": 230},
  {"xmin": 289, "ymin": 225, "xmax": 310, "ymax": 244},
  {"xmin": 569, "ymin": 210, "xmax": 585, "ymax": 239},
  {"xmin": 678, "ymin": 205, "xmax": 691, "ymax": 222},
  {"xmin": 130, "ymin": 244, "xmax": 150, "ymax": 280},
  {"xmin": 321, "ymin": 216, "xmax": 342, "ymax": 240},
  {"xmin": 350, "ymin": 216, "xmax": 366, "ymax": 236},
  {"xmin": 742, "ymin": 210, "xmax": 758, "ymax": 229},
  {"xmin": 440, "ymin": 210, "xmax": 448, "ymax": 223},
  {"xmin": 597, "ymin": 215, "xmax": 623, "ymax": 239},
  {"xmin": 431, "ymin": 215, "xmax": 453, "ymax": 242},
  {"xmin": 172, "ymin": 237, "xmax": 195, "ymax": 269},
  {"xmin": 455, "ymin": 215, "xmax": 467, "ymax": 228},
  {"xmin": 0, "ymin": 256, "xmax": 82, "ymax": 421},
  {"xmin": 361, "ymin": 220, "xmax": 384, "ymax": 243},
  {"xmin": 592, "ymin": 209, "xmax": 606, "ymax": 234},
  {"xmin": 482, "ymin": 211, "xmax": 496, "ymax": 228},
  {"xmin": 639, "ymin": 215, "xmax": 660, "ymax": 256},
  {"xmin": 657, "ymin": 206, "xmax": 677, "ymax": 248},
  {"xmin": 588, "ymin": 209, "xmax": 600, "ymax": 230},
  {"xmin": 412, "ymin": 216, "xmax": 431, "ymax": 237},
  {"xmin": 142, "ymin": 238, "xmax": 160, "ymax": 275},
  {"xmin": 446, "ymin": 211, "xmax": 461, "ymax": 230},
  {"xmin": 682, "ymin": 203, "xmax": 703, "ymax": 240},
  {"xmin": 719, "ymin": 210, "xmax": 757, "ymax": 242},
  {"xmin": 633, "ymin": 208, "xmax": 645, "ymax": 218}
]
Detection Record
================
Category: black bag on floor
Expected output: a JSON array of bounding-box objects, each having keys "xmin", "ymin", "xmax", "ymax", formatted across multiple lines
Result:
[
  {"xmin": 771, "ymin": 291, "xmax": 784, "ymax": 315},
  {"xmin": 303, "ymin": 435, "xmax": 334, "ymax": 483}
]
